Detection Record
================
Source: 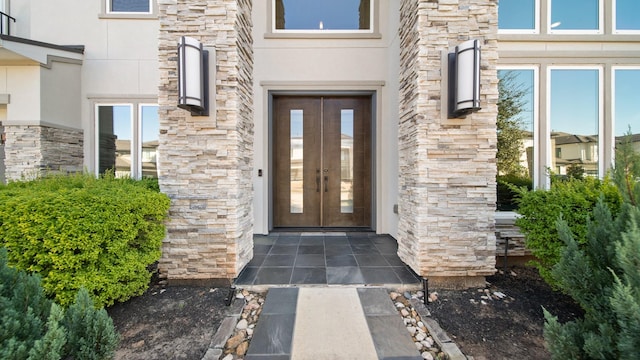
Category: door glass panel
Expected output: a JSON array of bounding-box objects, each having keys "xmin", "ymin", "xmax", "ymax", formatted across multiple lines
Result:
[
  {"xmin": 98, "ymin": 105, "xmax": 132, "ymax": 178},
  {"xmin": 290, "ymin": 109, "xmax": 304, "ymax": 213},
  {"xmin": 140, "ymin": 105, "xmax": 159, "ymax": 178},
  {"xmin": 340, "ymin": 110, "xmax": 354, "ymax": 213}
]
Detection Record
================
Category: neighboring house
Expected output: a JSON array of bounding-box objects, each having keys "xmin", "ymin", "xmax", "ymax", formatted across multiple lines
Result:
[{"xmin": 0, "ymin": 0, "xmax": 638, "ymax": 287}]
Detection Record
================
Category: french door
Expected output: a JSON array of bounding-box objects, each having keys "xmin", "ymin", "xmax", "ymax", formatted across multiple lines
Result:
[{"xmin": 273, "ymin": 96, "xmax": 372, "ymax": 228}]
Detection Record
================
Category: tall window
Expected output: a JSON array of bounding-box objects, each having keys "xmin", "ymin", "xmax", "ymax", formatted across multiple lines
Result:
[
  {"xmin": 614, "ymin": 0, "xmax": 640, "ymax": 33},
  {"xmin": 549, "ymin": 0, "xmax": 601, "ymax": 33},
  {"xmin": 549, "ymin": 68, "xmax": 602, "ymax": 178},
  {"xmin": 497, "ymin": 68, "xmax": 537, "ymax": 210},
  {"xmin": 498, "ymin": 0, "xmax": 538, "ymax": 33},
  {"xmin": 274, "ymin": 0, "xmax": 371, "ymax": 32},
  {"xmin": 108, "ymin": 0, "xmax": 151, "ymax": 13},
  {"xmin": 96, "ymin": 104, "xmax": 159, "ymax": 179},
  {"xmin": 613, "ymin": 68, "xmax": 640, "ymax": 154}
]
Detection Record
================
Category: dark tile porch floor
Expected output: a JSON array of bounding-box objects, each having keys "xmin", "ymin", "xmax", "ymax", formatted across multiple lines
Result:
[{"xmin": 235, "ymin": 232, "xmax": 421, "ymax": 286}]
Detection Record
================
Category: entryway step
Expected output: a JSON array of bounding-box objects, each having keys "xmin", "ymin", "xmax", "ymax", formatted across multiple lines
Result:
[{"xmin": 245, "ymin": 287, "xmax": 421, "ymax": 360}]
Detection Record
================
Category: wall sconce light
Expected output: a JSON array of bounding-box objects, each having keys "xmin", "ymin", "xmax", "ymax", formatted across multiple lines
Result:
[
  {"xmin": 448, "ymin": 39, "xmax": 481, "ymax": 118},
  {"xmin": 178, "ymin": 36, "xmax": 209, "ymax": 116}
]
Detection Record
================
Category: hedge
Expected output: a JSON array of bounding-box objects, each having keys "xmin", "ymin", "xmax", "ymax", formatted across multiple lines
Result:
[{"xmin": 0, "ymin": 173, "xmax": 170, "ymax": 307}]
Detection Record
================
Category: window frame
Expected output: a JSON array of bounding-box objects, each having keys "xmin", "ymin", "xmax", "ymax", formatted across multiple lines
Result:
[
  {"xmin": 546, "ymin": 66, "xmax": 604, "ymax": 181},
  {"xmin": 137, "ymin": 103, "xmax": 160, "ymax": 179},
  {"xmin": 498, "ymin": 0, "xmax": 540, "ymax": 35},
  {"xmin": 548, "ymin": 0, "xmax": 603, "ymax": 35},
  {"xmin": 496, "ymin": 66, "xmax": 540, "ymax": 189},
  {"xmin": 100, "ymin": 0, "xmax": 157, "ymax": 19},
  {"xmin": 613, "ymin": 0, "xmax": 640, "ymax": 34},
  {"xmin": 611, "ymin": 66, "xmax": 640, "ymax": 162},
  {"xmin": 94, "ymin": 101, "xmax": 159, "ymax": 180},
  {"xmin": 266, "ymin": 0, "xmax": 381, "ymax": 39}
]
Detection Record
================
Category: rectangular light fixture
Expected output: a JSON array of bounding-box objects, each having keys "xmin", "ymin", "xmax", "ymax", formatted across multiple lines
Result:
[
  {"xmin": 448, "ymin": 39, "xmax": 482, "ymax": 118},
  {"xmin": 178, "ymin": 36, "xmax": 209, "ymax": 116}
]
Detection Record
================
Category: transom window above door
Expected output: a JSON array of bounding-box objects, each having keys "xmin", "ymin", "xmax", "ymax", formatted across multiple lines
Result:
[
  {"xmin": 107, "ymin": 0, "xmax": 152, "ymax": 13},
  {"xmin": 273, "ymin": 0, "xmax": 372, "ymax": 32}
]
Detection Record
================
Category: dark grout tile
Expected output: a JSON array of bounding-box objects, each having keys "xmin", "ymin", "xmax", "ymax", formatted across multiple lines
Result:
[
  {"xmin": 274, "ymin": 236, "xmax": 300, "ymax": 246},
  {"xmin": 235, "ymin": 266, "xmax": 259, "ymax": 285},
  {"xmin": 360, "ymin": 267, "xmax": 402, "ymax": 284},
  {"xmin": 392, "ymin": 266, "xmax": 420, "ymax": 284},
  {"xmin": 261, "ymin": 288, "xmax": 299, "ymax": 315},
  {"xmin": 254, "ymin": 236, "xmax": 277, "ymax": 246},
  {"xmin": 254, "ymin": 245, "xmax": 272, "ymax": 255},
  {"xmin": 298, "ymin": 236, "xmax": 324, "ymax": 245},
  {"xmin": 325, "ymin": 245, "xmax": 353, "ymax": 256},
  {"xmin": 270, "ymin": 245, "xmax": 298, "ymax": 255},
  {"xmin": 383, "ymin": 254, "xmax": 406, "ymax": 266},
  {"xmin": 254, "ymin": 267, "xmax": 293, "ymax": 285},
  {"xmin": 246, "ymin": 314, "xmax": 295, "ymax": 356},
  {"xmin": 355, "ymin": 253, "xmax": 390, "ymax": 267},
  {"xmin": 295, "ymin": 254, "xmax": 326, "ymax": 267},
  {"xmin": 297, "ymin": 245, "xmax": 324, "ymax": 255},
  {"xmin": 375, "ymin": 242, "xmax": 398, "ymax": 255},
  {"xmin": 263, "ymin": 254, "xmax": 296, "ymax": 267},
  {"xmin": 365, "ymin": 315, "xmax": 422, "ymax": 359},
  {"xmin": 247, "ymin": 255, "xmax": 266, "ymax": 267},
  {"xmin": 326, "ymin": 266, "xmax": 365, "ymax": 284},
  {"xmin": 326, "ymin": 254, "xmax": 358, "ymax": 267},
  {"xmin": 352, "ymin": 244, "xmax": 380, "ymax": 254},
  {"xmin": 323, "ymin": 237, "xmax": 349, "ymax": 245},
  {"xmin": 357, "ymin": 288, "xmax": 398, "ymax": 316},
  {"xmin": 290, "ymin": 267, "xmax": 327, "ymax": 284}
]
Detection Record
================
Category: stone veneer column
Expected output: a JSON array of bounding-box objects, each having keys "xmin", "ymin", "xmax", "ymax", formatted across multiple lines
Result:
[
  {"xmin": 157, "ymin": 0, "xmax": 254, "ymax": 284},
  {"xmin": 397, "ymin": 0, "xmax": 498, "ymax": 287},
  {"xmin": 4, "ymin": 125, "xmax": 83, "ymax": 180}
]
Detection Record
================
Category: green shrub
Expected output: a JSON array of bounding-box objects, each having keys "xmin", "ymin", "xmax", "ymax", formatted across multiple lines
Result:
[
  {"xmin": 543, "ymin": 138, "xmax": 640, "ymax": 359},
  {"xmin": 1, "ymin": 248, "xmax": 118, "ymax": 360},
  {"xmin": 0, "ymin": 173, "xmax": 170, "ymax": 307},
  {"xmin": 497, "ymin": 174, "xmax": 532, "ymax": 211},
  {"xmin": 512, "ymin": 176, "xmax": 622, "ymax": 287}
]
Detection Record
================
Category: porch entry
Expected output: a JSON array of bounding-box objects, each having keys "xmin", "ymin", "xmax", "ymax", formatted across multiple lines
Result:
[{"xmin": 273, "ymin": 96, "xmax": 372, "ymax": 228}]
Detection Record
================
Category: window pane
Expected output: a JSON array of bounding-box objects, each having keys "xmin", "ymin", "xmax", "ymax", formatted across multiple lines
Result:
[
  {"xmin": 141, "ymin": 105, "xmax": 159, "ymax": 179},
  {"xmin": 340, "ymin": 110, "xmax": 354, "ymax": 214},
  {"xmin": 498, "ymin": 0, "xmax": 536, "ymax": 30},
  {"xmin": 290, "ymin": 110, "xmax": 303, "ymax": 214},
  {"xmin": 275, "ymin": 0, "xmax": 370, "ymax": 30},
  {"xmin": 497, "ymin": 69, "xmax": 535, "ymax": 210},
  {"xmin": 98, "ymin": 105, "xmax": 132, "ymax": 178},
  {"xmin": 614, "ymin": 69, "xmax": 640, "ymax": 153},
  {"xmin": 110, "ymin": 0, "xmax": 150, "ymax": 13},
  {"xmin": 615, "ymin": 0, "xmax": 640, "ymax": 31},
  {"xmin": 551, "ymin": 0, "xmax": 599, "ymax": 30},
  {"xmin": 550, "ymin": 69, "xmax": 600, "ymax": 178}
]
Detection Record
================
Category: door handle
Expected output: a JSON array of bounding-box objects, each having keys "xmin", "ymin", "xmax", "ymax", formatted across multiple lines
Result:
[
  {"xmin": 316, "ymin": 169, "xmax": 320, "ymax": 192},
  {"xmin": 324, "ymin": 175, "xmax": 328, "ymax": 192}
]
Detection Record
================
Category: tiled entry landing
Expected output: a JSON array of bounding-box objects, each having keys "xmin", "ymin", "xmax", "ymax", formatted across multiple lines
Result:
[{"xmin": 235, "ymin": 232, "xmax": 420, "ymax": 286}]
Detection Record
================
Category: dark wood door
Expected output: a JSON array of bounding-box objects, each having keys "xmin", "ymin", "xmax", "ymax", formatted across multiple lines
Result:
[{"xmin": 273, "ymin": 96, "xmax": 371, "ymax": 228}]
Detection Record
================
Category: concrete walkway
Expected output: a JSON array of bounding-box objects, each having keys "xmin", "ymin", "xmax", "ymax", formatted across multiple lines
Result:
[{"xmin": 245, "ymin": 287, "xmax": 422, "ymax": 360}]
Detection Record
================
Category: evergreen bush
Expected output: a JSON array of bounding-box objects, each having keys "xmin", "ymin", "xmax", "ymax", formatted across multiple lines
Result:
[
  {"xmin": 512, "ymin": 176, "xmax": 621, "ymax": 287},
  {"xmin": 0, "ymin": 173, "xmax": 170, "ymax": 307},
  {"xmin": 543, "ymin": 138, "xmax": 640, "ymax": 359},
  {"xmin": 1, "ymin": 248, "xmax": 118, "ymax": 360}
]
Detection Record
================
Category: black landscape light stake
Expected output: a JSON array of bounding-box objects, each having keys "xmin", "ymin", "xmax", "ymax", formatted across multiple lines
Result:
[
  {"xmin": 224, "ymin": 280, "xmax": 236, "ymax": 307},
  {"xmin": 422, "ymin": 277, "xmax": 429, "ymax": 305}
]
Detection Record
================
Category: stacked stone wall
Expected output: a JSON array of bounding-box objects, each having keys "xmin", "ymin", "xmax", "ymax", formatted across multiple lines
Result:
[
  {"xmin": 157, "ymin": 0, "xmax": 254, "ymax": 283},
  {"xmin": 4, "ymin": 125, "xmax": 83, "ymax": 181},
  {"xmin": 397, "ymin": 0, "xmax": 499, "ymax": 287}
]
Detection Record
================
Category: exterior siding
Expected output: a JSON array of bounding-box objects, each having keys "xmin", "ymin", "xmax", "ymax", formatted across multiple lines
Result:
[
  {"xmin": 157, "ymin": 0, "xmax": 254, "ymax": 283},
  {"xmin": 397, "ymin": 0, "xmax": 498, "ymax": 286}
]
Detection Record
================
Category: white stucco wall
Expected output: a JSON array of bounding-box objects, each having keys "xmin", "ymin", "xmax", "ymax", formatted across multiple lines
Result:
[
  {"xmin": 251, "ymin": 0, "xmax": 401, "ymax": 235},
  {"xmin": 11, "ymin": 0, "xmax": 159, "ymax": 173}
]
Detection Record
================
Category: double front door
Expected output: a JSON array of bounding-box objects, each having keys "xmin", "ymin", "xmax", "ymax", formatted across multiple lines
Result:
[{"xmin": 274, "ymin": 96, "xmax": 372, "ymax": 228}]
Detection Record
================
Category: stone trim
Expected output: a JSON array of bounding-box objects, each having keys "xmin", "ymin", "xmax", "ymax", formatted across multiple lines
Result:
[
  {"xmin": 3, "ymin": 124, "xmax": 84, "ymax": 181},
  {"xmin": 157, "ymin": 0, "xmax": 255, "ymax": 282},
  {"xmin": 396, "ymin": 0, "xmax": 499, "ymax": 285}
]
